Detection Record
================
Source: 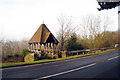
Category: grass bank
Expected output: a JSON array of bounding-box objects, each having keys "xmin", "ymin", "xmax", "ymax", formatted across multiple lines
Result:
[{"xmin": 2, "ymin": 49, "xmax": 119, "ymax": 68}]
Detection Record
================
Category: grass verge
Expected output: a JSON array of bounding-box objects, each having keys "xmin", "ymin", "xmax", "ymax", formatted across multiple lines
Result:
[{"xmin": 1, "ymin": 48, "xmax": 119, "ymax": 68}]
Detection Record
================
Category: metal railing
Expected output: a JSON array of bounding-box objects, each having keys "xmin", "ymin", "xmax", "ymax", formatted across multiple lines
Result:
[{"xmin": 68, "ymin": 46, "xmax": 120, "ymax": 55}]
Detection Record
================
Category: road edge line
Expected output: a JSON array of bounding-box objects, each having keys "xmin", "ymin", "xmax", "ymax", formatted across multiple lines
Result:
[
  {"xmin": 34, "ymin": 63, "xmax": 96, "ymax": 80},
  {"xmin": 108, "ymin": 56, "xmax": 119, "ymax": 61}
]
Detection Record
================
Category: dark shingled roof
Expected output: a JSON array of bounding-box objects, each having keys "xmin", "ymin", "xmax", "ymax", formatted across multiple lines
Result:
[{"xmin": 28, "ymin": 24, "xmax": 59, "ymax": 44}]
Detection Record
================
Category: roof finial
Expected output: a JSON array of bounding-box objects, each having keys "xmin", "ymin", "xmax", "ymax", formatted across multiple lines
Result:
[{"xmin": 42, "ymin": 20, "xmax": 44, "ymax": 24}]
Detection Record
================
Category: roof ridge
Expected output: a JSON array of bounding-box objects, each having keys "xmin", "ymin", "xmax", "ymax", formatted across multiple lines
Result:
[{"xmin": 40, "ymin": 24, "xmax": 43, "ymax": 43}]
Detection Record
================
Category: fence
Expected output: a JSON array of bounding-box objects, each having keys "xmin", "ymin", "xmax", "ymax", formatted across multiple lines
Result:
[{"xmin": 66, "ymin": 46, "xmax": 120, "ymax": 56}]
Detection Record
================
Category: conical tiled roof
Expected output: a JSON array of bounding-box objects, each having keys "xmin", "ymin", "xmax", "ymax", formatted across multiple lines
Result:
[{"xmin": 28, "ymin": 24, "xmax": 59, "ymax": 44}]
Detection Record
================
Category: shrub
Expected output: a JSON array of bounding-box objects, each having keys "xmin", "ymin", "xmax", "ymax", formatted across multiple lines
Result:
[
  {"xmin": 6, "ymin": 54, "xmax": 13, "ymax": 60},
  {"xmin": 22, "ymin": 49, "xmax": 30, "ymax": 58},
  {"xmin": 40, "ymin": 53, "xmax": 52, "ymax": 60},
  {"xmin": 7, "ymin": 55, "xmax": 13, "ymax": 58},
  {"xmin": 58, "ymin": 51, "xmax": 62, "ymax": 58},
  {"xmin": 53, "ymin": 54, "xmax": 58, "ymax": 59},
  {"xmin": 34, "ymin": 53, "xmax": 41, "ymax": 61},
  {"xmin": 14, "ymin": 53, "xmax": 21, "ymax": 57},
  {"xmin": 44, "ymin": 53, "xmax": 52, "ymax": 59},
  {"xmin": 24, "ymin": 53, "xmax": 34, "ymax": 62}
]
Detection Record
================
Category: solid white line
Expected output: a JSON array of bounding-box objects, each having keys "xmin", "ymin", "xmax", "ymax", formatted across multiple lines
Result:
[
  {"xmin": 108, "ymin": 56, "xmax": 119, "ymax": 61},
  {"xmin": 34, "ymin": 63, "xmax": 96, "ymax": 80}
]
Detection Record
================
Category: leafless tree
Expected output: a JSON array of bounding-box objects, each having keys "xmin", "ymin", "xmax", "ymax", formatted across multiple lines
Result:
[
  {"xmin": 2, "ymin": 39, "xmax": 29, "ymax": 59},
  {"xmin": 80, "ymin": 15, "xmax": 101, "ymax": 48},
  {"xmin": 0, "ymin": 33, "xmax": 5, "ymax": 44},
  {"xmin": 79, "ymin": 15, "xmax": 113, "ymax": 49},
  {"xmin": 57, "ymin": 14, "xmax": 77, "ymax": 51},
  {"xmin": 0, "ymin": 33, "xmax": 5, "ymax": 61}
]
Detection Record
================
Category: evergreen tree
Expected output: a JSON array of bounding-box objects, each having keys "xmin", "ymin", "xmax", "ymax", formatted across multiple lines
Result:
[{"xmin": 66, "ymin": 33, "xmax": 83, "ymax": 51}]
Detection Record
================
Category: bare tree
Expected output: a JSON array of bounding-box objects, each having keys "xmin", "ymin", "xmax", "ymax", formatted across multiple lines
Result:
[
  {"xmin": 2, "ymin": 39, "xmax": 29, "ymax": 60},
  {"xmin": 0, "ymin": 33, "xmax": 5, "ymax": 44},
  {"xmin": 57, "ymin": 14, "xmax": 77, "ymax": 51},
  {"xmin": 0, "ymin": 33, "xmax": 5, "ymax": 61},
  {"xmin": 80, "ymin": 15, "xmax": 112, "ymax": 49},
  {"xmin": 80, "ymin": 15, "xmax": 101, "ymax": 48}
]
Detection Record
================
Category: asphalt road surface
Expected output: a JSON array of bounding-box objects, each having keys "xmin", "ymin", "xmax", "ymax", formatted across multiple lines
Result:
[{"xmin": 2, "ymin": 50, "xmax": 120, "ymax": 80}]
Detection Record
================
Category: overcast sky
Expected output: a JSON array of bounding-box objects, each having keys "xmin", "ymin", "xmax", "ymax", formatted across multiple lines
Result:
[{"xmin": 0, "ymin": 0, "xmax": 118, "ymax": 41}]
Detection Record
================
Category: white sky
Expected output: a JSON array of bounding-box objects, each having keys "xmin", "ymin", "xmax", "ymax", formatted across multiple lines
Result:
[{"xmin": 0, "ymin": 0, "xmax": 118, "ymax": 41}]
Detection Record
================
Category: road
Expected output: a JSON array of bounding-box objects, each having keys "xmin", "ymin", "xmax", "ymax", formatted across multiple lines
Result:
[{"xmin": 2, "ymin": 50, "xmax": 120, "ymax": 80}]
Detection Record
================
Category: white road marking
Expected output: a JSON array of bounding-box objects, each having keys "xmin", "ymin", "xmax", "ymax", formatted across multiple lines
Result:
[
  {"xmin": 108, "ymin": 56, "xmax": 119, "ymax": 61},
  {"xmin": 34, "ymin": 63, "xmax": 96, "ymax": 80}
]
